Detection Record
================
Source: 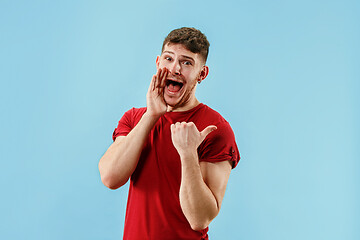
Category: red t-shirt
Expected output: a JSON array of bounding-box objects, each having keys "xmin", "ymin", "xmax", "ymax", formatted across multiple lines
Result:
[{"xmin": 112, "ymin": 103, "xmax": 240, "ymax": 240}]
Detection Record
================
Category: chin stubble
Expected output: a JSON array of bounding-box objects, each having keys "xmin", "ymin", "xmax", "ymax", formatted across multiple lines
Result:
[{"xmin": 166, "ymin": 80, "xmax": 197, "ymax": 110}]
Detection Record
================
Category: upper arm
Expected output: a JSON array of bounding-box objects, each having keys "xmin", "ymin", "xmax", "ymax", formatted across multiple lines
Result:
[
  {"xmin": 199, "ymin": 160, "xmax": 232, "ymax": 211},
  {"xmin": 114, "ymin": 135, "xmax": 126, "ymax": 143}
]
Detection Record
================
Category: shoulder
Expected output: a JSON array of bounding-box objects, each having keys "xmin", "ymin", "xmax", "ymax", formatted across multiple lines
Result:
[
  {"xmin": 196, "ymin": 104, "xmax": 240, "ymax": 168},
  {"xmin": 193, "ymin": 104, "xmax": 231, "ymax": 130},
  {"xmin": 112, "ymin": 107, "xmax": 147, "ymax": 141},
  {"xmin": 123, "ymin": 107, "xmax": 147, "ymax": 120},
  {"xmin": 117, "ymin": 106, "xmax": 147, "ymax": 129},
  {"xmin": 199, "ymin": 104, "xmax": 228, "ymax": 122}
]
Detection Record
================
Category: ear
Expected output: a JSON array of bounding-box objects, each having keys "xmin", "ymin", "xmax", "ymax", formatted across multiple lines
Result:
[
  {"xmin": 156, "ymin": 56, "xmax": 160, "ymax": 70},
  {"xmin": 198, "ymin": 65, "xmax": 209, "ymax": 83}
]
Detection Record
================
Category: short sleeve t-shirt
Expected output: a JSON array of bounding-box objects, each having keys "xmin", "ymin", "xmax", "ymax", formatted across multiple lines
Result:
[{"xmin": 113, "ymin": 103, "xmax": 240, "ymax": 240}]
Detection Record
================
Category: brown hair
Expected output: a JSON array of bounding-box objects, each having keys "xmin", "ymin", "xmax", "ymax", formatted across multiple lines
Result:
[{"xmin": 162, "ymin": 27, "xmax": 210, "ymax": 63}]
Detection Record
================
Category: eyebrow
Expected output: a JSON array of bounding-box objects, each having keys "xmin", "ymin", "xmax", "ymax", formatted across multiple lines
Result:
[{"xmin": 163, "ymin": 51, "xmax": 195, "ymax": 62}]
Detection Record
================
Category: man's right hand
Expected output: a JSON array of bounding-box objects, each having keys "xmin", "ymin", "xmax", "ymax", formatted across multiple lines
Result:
[
  {"xmin": 146, "ymin": 68, "xmax": 169, "ymax": 118},
  {"xmin": 99, "ymin": 68, "xmax": 169, "ymax": 189}
]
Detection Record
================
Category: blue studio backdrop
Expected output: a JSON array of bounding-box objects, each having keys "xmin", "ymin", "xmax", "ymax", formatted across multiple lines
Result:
[{"xmin": 1, "ymin": 0, "xmax": 359, "ymax": 239}]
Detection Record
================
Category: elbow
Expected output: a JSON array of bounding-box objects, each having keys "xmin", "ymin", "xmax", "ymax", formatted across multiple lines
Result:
[
  {"xmin": 187, "ymin": 210, "xmax": 218, "ymax": 231},
  {"xmin": 101, "ymin": 177, "xmax": 117, "ymax": 190},
  {"xmin": 189, "ymin": 220, "xmax": 210, "ymax": 231},
  {"xmin": 188, "ymin": 215, "xmax": 215, "ymax": 231},
  {"xmin": 99, "ymin": 161, "xmax": 129, "ymax": 190},
  {"xmin": 99, "ymin": 167, "xmax": 128, "ymax": 190},
  {"xmin": 100, "ymin": 174, "xmax": 128, "ymax": 190}
]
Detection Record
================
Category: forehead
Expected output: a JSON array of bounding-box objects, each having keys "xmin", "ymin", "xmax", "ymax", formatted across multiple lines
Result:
[{"xmin": 162, "ymin": 43, "xmax": 201, "ymax": 61}]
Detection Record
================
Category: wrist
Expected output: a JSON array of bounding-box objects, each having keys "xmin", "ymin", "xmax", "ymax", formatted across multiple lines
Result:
[
  {"xmin": 140, "ymin": 111, "xmax": 162, "ymax": 129},
  {"xmin": 144, "ymin": 110, "xmax": 162, "ymax": 121},
  {"xmin": 145, "ymin": 108, "xmax": 166, "ymax": 119},
  {"xmin": 179, "ymin": 149, "xmax": 199, "ymax": 163}
]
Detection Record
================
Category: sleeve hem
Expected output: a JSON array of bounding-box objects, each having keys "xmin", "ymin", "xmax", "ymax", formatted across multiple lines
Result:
[{"xmin": 199, "ymin": 154, "xmax": 240, "ymax": 169}]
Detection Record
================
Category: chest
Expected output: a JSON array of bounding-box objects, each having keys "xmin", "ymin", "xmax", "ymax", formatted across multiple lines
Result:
[{"xmin": 131, "ymin": 119, "xmax": 182, "ymax": 188}]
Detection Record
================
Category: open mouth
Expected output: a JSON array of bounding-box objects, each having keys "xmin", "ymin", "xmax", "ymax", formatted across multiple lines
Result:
[{"xmin": 166, "ymin": 79, "xmax": 184, "ymax": 93}]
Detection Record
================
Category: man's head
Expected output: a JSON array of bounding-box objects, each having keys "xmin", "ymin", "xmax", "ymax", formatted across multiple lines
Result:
[
  {"xmin": 156, "ymin": 27, "xmax": 210, "ymax": 112},
  {"xmin": 161, "ymin": 27, "xmax": 210, "ymax": 64}
]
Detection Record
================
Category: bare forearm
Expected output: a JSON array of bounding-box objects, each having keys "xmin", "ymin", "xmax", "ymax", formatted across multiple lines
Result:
[
  {"xmin": 99, "ymin": 68, "xmax": 168, "ymax": 189},
  {"xmin": 179, "ymin": 152, "xmax": 219, "ymax": 231},
  {"xmin": 99, "ymin": 112, "xmax": 159, "ymax": 189}
]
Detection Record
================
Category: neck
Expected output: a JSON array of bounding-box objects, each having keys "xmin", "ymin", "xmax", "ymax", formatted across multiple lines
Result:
[{"xmin": 167, "ymin": 98, "xmax": 200, "ymax": 112}]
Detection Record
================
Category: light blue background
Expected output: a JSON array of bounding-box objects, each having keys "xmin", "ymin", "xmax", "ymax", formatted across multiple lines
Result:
[{"xmin": 1, "ymin": 0, "xmax": 359, "ymax": 239}]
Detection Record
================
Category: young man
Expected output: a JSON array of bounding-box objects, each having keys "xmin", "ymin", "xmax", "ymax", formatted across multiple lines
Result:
[{"xmin": 99, "ymin": 27, "xmax": 240, "ymax": 240}]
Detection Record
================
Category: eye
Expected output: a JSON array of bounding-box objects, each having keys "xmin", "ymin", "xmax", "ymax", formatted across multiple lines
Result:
[
  {"xmin": 183, "ymin": 61, "xmax": 192, "ymax": 66},
  {"xmin": 165, "ymin": 57, "xmax": 172, "ymax": 61}
]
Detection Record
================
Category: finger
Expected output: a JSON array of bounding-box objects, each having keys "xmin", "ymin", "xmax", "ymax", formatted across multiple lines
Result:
[
  {"xmin": 186, "ymin": 122, "xmax": 195, "ymax": 127},
  {"xmin": 153, "ymin": 69, "xmax": 159, "ymax": 89},
  {"xmin": 160, "ymin": 68, "xmax": 168, "ymax": 88},
  {"xmin": 157, "ymin": 68, "xmax": 167, "ymax": 90},
  {"xmin": 151, "ymin": 74, "xmax": 157, "ymax": 91},
  {"xmin": 148, "ymin": 73, "xmax": 156, "ymax": 92},
  {"xmin": 160, "ymin": 67, "xmax": 166, "ymax": 80},
  {"xmin": 200, "ymin": 125, "xmax": 217, "ymax": 139},
  {"xmin": 154, "ymin": 67, "xmax": 163, "ymax": 90},
  {"xmin": 156, "ymin": 68, "xmax": 164, "ymax": 88},
  {"xmin": 156, "ymin": 69, "xmax": 166, "ymax": 96},
  {"xmin": 161, "ymin": 69, "xmax": 168, "ymax": 91}
]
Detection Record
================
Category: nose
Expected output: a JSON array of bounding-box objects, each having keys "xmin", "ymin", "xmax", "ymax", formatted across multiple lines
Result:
[{"xmin": 169, "ymin": 61, "xmax": 181, "ymax": 75}]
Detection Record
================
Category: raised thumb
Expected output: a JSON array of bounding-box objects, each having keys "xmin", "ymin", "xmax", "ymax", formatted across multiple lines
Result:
[{"xmin": 200, "ymin": 125, "xmax": 217, "ymax": 139}]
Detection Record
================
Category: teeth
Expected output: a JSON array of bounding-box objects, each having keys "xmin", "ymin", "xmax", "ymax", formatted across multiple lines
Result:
[
  {"xmin": 166, "ymin": 80, "xmax": 183, "ymax": 87},
  {"xmin": 167, "ymin": 79, "xmax": 183, "ymax": 84}
]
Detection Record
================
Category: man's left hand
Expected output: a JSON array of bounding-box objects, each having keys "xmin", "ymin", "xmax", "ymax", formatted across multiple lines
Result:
[{"xmin": 170, "ymin": 122, "xmax": 217, "ymax": 158}]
